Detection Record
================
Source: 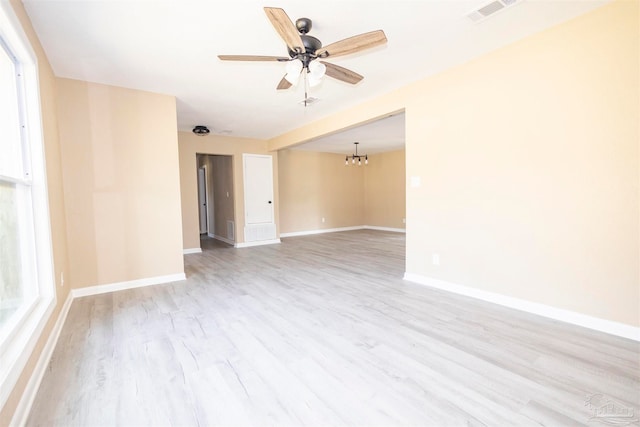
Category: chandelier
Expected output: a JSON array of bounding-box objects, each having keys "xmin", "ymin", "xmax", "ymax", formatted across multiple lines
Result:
[{"xmin": 345, "ymin": 142, "xmax": 368, "ymax": 166}]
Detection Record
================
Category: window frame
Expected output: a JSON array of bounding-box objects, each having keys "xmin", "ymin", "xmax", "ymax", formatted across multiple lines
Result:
[{"xmin": 0, "ymin": 1, "xmax": 56, "ymax": 410}]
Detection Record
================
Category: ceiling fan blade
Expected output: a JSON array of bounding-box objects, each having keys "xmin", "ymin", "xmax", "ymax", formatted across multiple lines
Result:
[
  {"xmin": 316, "ymin": 30, "xmax": 387, "ymax": 58},
  {"xmin": 277, "ymin": 76, "xmax": 292, "ymax": 90},
  {"xmin": 264, "ymin": 7, "xmax": 305, "ymax": 54},
  {"xmin": 321, "ymin": 61, "xmax": 363, "ymax": 85},
  {"xmin": 218, "ymin": 55, "xmax": 289, "ymax": 62}
]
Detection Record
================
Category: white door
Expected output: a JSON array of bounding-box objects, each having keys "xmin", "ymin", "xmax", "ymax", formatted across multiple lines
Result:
[
  {"xmin": 243, "ymin": 154, "xmax": 276, "ymax": 242},
  {"xmin": 197, "ymin": 167, "xmax": 208, "ymax": 234}
]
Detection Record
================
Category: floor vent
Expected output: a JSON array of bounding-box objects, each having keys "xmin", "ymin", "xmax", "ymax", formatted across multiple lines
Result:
[{"xmin": 467, "ymin": 0, "xmax": 520, "ymax": 22}]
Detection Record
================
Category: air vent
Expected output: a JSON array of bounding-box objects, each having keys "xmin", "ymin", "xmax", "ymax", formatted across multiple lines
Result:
[
  {"xmin": 467, "ymin": 0, "xmax": 521, "ymax": 22},
  {"xmin": 479, "ymin": 1, "xmax": 504, "ymax": 16},
  {"xmin": 227, "ymin": 220, "xmax": 235, "ymax": 241}
]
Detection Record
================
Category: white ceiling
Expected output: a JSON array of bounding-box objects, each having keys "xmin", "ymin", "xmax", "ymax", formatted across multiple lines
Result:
[
  {"xmin": 24, "ymin": 0, "xmax": 609, "ymax": 147},
  {"xmin": 293, "ymin": 112, "xmax": 405, "ymax": 155}
]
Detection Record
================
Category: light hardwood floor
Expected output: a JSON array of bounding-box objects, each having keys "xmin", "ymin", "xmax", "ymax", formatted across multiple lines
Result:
[{"xmin": 28, "ymin": 230, "xmax": 639, "ymax": 426}]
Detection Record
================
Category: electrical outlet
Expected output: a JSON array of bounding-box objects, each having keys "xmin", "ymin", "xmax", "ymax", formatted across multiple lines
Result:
[
  {"xmin": 321, "ymin": 217, "xmax": 325, "ymax": 223},
  {"xmin": 60, "ymin": 271, "xmax": 64, "ymax": 287},
  {"xmin": 432, "ymin": 254, "xmax": 440, "ymax": 266}
]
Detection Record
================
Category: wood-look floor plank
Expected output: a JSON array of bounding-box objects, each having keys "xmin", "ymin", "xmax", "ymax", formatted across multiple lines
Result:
[{"xmin": 27, "ymin": 230, "xmax": 639, "ymax": 426}]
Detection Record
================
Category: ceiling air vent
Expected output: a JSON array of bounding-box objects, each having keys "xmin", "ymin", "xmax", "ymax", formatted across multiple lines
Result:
[{"xmin": 467, "ymin": 0, "xmax": 521, "ymax": 22}]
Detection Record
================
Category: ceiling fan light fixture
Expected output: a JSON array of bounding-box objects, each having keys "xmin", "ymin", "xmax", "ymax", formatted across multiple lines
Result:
[
  {"xmin": 284, "ymin": 59, "xmax": 302, "ymax": 85},
  {"xmin": 309, "ymin": 60, "xmax": 326, "ymax": 78},
  {"xmin": 307, "ymin": 61, "xmax": 326, "ymax": 87}
]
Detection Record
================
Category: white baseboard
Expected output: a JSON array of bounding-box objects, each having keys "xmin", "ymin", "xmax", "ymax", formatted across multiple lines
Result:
[
  {"xmin": 280, "ymin": 226, "xmax": 365, "ymax": 238},
  {"xmin": 205, "ymin": 233, "xmax": 235, "ymax": 245},
  {"xmin": 235, "ymin": 239, "xmax": 281, "ymax": 248},
  {"xmin": 71, "ymin": 273, "xmax": 186, "ymax": 298},
  {"xmin": 212, "ymin": 235, "xmax": 235, "ymax": 245},
  {"xmin": 10, "ymin": 291, "xmax": 73, "ymax": 427},
  {"xmin": 183, "ymin": 248, "xmax": 202, "ymax": 255},
  {"xmin": 280, "ymin": 225, "xmax": 406, "ymax": 238},
  {"xmin": 10, "ymin": 271, "xmax": 187, "ymax": 425},
  {"xmin": 364, "ymin": 225, "xmax": 406, "ymax": 233},
  {"xmin": 403, "ymin": 272, "xmax": 640, "ymax": 342}
]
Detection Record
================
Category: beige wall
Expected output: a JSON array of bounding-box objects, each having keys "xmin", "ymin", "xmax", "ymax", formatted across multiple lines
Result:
[
  {"xmin": 278, "ymin": 149, "xmax": 406, "ymax": 233},
  {"xmin": 209, "ymin": 156, "xmax": 235, "ymax": 240},
  {"xmin": 1, "ymin": 0, "xmax": 71, "ymax": 423},
  {"xmin": 269, "ymin": 0, "xmax": 639, "ymax": 327},
  {"xmin": 1, "ymin": 1, "xmax": 637, "ymax": 423},
  {"xmin": 364, "ymin": 149, "xmax": 406, "ymax": 229},
  {"xmin": 179, "ymin": 132, "xmax": 279, "ymax": 249},
  {"xmin": 278, "ymin": 150, "xmax": 365, "ymax": 233},
  {"xmin": 403, "ymin": 0, "xmax": 638, "ymax": 326},
  {"xmin": 56, "ymin": 78, "xmax": 184, "ymax": 288}
]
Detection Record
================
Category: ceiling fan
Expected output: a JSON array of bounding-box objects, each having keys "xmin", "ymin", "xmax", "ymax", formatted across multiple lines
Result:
[{"xmin": 218, "ymin": 7, "xmax": 387, "ymax": 92}]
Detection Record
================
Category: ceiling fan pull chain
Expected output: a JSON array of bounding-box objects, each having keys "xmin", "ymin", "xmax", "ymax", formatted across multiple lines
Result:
[{"xmin": 304, "ymin": 70, "xmax": 309, "ymax": 107}]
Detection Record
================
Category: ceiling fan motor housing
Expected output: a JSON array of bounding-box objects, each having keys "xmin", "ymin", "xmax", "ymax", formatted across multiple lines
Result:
[
  {"xmin": 287, "ymin": 17, "xmax": 323, "ymax": 64},
  {"xmin": 289, "ymin": 37, "xmax": 322, "ymax": 71},
  {"xmin": 295, "ymin": 17, "xmax": 312, "ymax": 34},
  {"xmin": 289, "ymin": 35, "xmax": 322, "ymax": 59}
]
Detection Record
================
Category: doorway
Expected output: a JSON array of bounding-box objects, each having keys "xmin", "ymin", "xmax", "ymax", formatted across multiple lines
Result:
[
  {"xmin": 196, "ymin": 154, "xmax": 235, "ymax": 246},
  {"xmin": 197, "ymin": 166, "xmax": 208, "ymax": 234}
]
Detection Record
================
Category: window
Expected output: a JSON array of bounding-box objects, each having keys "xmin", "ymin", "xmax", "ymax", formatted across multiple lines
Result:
[
  {"xmin": 0, "ymin": 34, "xmax": 35, "ymax": 334},
  {"xmin": 0, "ymin": 2, "xmax": 55, "ymax": 410}
]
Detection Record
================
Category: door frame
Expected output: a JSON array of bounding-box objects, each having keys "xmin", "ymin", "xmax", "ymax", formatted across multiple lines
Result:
[{"xmin": 197, "ymin": 165, "xmax": 209, "ymax": 235}]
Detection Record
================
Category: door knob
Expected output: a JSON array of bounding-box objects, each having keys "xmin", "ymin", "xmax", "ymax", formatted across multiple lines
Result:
[{"xmin": 268, "ymin": 201, "xmax": 272, "ymax": 204}]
